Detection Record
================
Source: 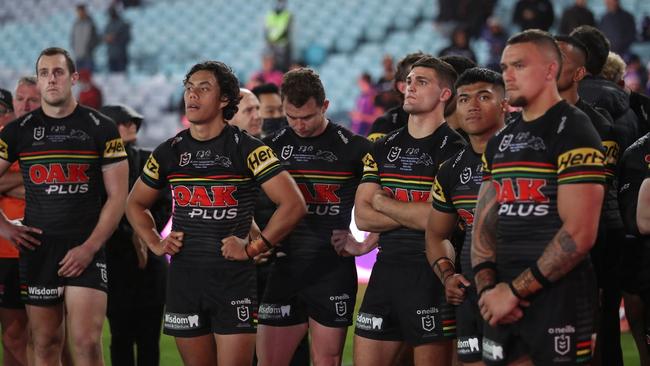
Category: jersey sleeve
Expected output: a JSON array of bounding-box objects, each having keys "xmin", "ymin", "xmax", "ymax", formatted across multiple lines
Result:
[
  {"xmin": 360, "ymin": 142, "xmax": 380, "ymax": 184},
  {"xmin": 243, "ymin": 136, "xmax": 283, "ymax": 185},
  {"xmin": 97, "ymin": 118, "xmax": 128, "ymax": 165},
  {"xmin": 0, "ymin": 121, "xmax": 19, "ymax": 163},
  {"xmin": 553, "ymin": 111, "xmax": 606, "ymax": 185},
  {"xmin": 617, "ymin": 138, "xmax": 649, "ymax": 235},
  {"xmin": 140, "ymin": 143, "xmax": 169, "ymax": 190},
  {"xmin": 435, "ymin": 131, "xmax": 466, "ymax": 173},
  {"xmin": 431, "ymin": 161, "xmax": 456, "ymax": 213},
  {"xmin": 353, "ymin": 136, "xmax": 373, "ymax": 178},
  {"xmin": 482, "ymin": 136, "xmax": 498, "ymax": 182}
]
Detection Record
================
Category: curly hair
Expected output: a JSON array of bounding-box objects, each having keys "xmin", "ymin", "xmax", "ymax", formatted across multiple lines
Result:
[
  {"xmin": 281, "ymin": 68, "xmax": 325, "ymax": 107},
  {"xmin": 184, "ymin": 61, "xmax": 241, "ymax": 120}
]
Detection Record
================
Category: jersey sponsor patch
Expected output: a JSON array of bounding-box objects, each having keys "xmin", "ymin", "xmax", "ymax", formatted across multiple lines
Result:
[
  {"xmin": 247, "ymin": 145, "xmax": 278, "ymax": 176},
  {"xmin": 602, "ymin": 140, "xmax": 619, "ymax": 165},
  {"xmin": 0, "ymin": 138, "xmax": 8, "ymax": 160},
  {"xmin": 103, "ymin": 138, "xmax": 127, "ymax": 159},
  {"xmin": 362, "ymin": 153, "xmax": 377, "ymax": 173},
  {"xmin": 143, "ymin": 154, "xmax": 160, "ymax": 180},
  {"xmin": 557, "ymin": 147, "xmax": 604, "ymax": 173},
  {"xmin": 431, "ymin": 177, "xmax": 447, "ymax": 203}
]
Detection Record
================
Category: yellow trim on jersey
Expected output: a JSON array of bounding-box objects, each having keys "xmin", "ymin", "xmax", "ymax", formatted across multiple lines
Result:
[
  {"xmin": 104, "ymin": 138, "xmax": 128, "ymax": 158},
  {"xmin": 20, "ymin": 154, "xmax": 99, "ymax": 161},
  {"xmin": 247, "ymin": 146, "xmax": 279, "ymax": 176},
  {"xmin": 143, "ymin": 154, "xmax": 160, "ymax": 180},
  {"xmin": 557, "ymin": 147, "xmax": 604, "ymax": 173}
]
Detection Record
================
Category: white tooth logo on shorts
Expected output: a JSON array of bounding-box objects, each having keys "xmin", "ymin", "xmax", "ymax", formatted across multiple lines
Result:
[
  {"xmin": 421, "ymin": 315, "xmax": 435, "ymax": 331},
  {"xmin": 280, "ymin": 305, "xmax": 291, "ymax": 317},
  {"xmin": 554, "ymin": 334, "xmax": 570, "ymax": 355},
  {"xmin": 237, "ymin": 305, "xmax": 250, "ymax": 322},
  {"xmin": 187, "ymin": 315, "xmax": 199, "ymax": 328},
  {"xmin": 335, "ymin": 301, "xmax": 347, "ymax": 316},
  {"xmin": 469, "ymin": 337, "xmax": 480, "ymax": 352},
  {"xmin": 371, "ymin": 317, "xmax": 383, "ymax": 330}
]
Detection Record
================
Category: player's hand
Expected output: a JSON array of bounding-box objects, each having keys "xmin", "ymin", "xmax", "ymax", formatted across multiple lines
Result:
[
  {"xmin": 331, "ymin": 230, "xmax": 378, "ymax": 256},
  {"xmin": 370, "ymin": 189, "xmax": 392, "ymax": 212},
  {"xmin": 0, "ymin": 218, "xmax": 42, "ymax": 250},
  {"xmin": 151, "ymin": 231, "xmax": 183, "ymax": 256},
  {"xmin": 253, "ymin": 249, "xmax": 274, "ymax": 264},
  {"xmin": 221, "ymin": 235, "xmax": 249, "ymax": 261},
  {"xmin": 444, "ymin": 274, "xmax": 471, "ymax": 305},
  {"xmin": 478, "ymin": 282, "xmax": 529, "ymax": 326},
  {"xmin": 132, "ymin": 233, "xmax": 148, "ymax": 269},
  {"xmin": 58, "ymin": 244, "xmax": 96, "ymax": 278}
]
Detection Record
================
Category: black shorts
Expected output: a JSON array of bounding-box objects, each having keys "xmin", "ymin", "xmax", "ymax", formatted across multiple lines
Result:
[
  {"xmin": 482, "ymin": 263, "xmax": 596, "ymax": 365},
  {"xmin": 620, "ymin": 236, "xmax": 650, "ymax": 294},
  {"xmin": 0, "ymin": 258, "xmax": 23, "ymax": 309},
  {"xmin": 455, "ymin": 287, "xmax": 482, "ymax": 363},
  {"xmin": 19, "ymin": 233, "xmax": 107, "ymax": 306},
  {"xmin": 355, "ymin": 259, "xmax": 455, "ymax": 346},
  {"xmin": 258, "ymin": 255, "xmax": 357, "ymax": 327},
  {"xmin": 163, "ymin": 260, "xmax": 257, "ymax": 337},
  {"xmin": 590, "ymin": 227, "xmax": 624, "ymax": 290}
]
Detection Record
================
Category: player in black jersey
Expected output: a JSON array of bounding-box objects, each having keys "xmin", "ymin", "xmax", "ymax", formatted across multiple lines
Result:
[
  {"xmin": 351, "ymin": 56, "xmax": 465, "ymax": 366},
  {"xmin": 555, "ymin": 34, "xmax": 627, "ymax": 366},
  {"xmin": 367, "ymin": 52, "xmax": 426, "ymax": 142},
  {"xmin": 255, "ymin": 68, "xmax": 371, "ymax": 366},
  {"xmin": 427, "ymin": 68, "xmax": 506, "ymax": 365},
  {"xmin": 126, "ymin": 61, "xmax": 306, "ymax": 366},
  {"xmin": 0, "ymin": 47, "xmax": 129, "ymax": 365},
  {"xmin": 472, "ymin": 30, "xmax": 605, "ymax": 365}
]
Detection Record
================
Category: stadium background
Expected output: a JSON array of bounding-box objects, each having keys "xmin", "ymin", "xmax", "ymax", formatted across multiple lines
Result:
[{"xmin": 1, "ymin": 0, "xmax": 650, "ymax": 364}]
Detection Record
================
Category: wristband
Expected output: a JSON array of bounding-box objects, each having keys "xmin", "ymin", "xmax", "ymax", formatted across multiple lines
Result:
[
  {"xmin": 244, "ymin": 243, "xmax": 253, "ymax": 260},
  {"xmin": 530, "ymin": 264, "xmax": 552, "ymax": 288},
  {"xmin": 260, "ymin": 234, "xmax": 273, "ymax": 250},
  {"xmin": 508, "ymin": 281, "xmax": 525, "ymax": 300},
  {"xmin": 478, "ymin": 284, "xmax": 496, "ymax": 298},
  {"xmin": 433, "ymin": 256, "xmax": 455, "ymax": 270},
  {"xmin": 472, "ymin": 261, "xmax": 497, "ymax": 275},
  {"xmin": 442, "ymin": 270, "xmax": 455, "ymax": 286}
]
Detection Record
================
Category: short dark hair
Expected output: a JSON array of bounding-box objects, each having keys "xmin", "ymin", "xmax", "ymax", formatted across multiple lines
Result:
[
  {"xmin": 281, "ymin": 68, "xmax": 326, "ymax": 107},
  {"xmin": 184, "ymin": 61, "xmax": 241, "ymax": 120},
  {"xmin": 439, "ymin": 55, "xmax": 477, "ymax": 78},
  {"xmin": 507, "ymin": 30, "xmax": 562, "ymax": 71},
  {"xmin": 554, "ymin": 35, "xmax": 589, "ymax": 67},
  {"xmin": 36, "ymin": 47, "xmax": 76, "ymax": 74},
  {"xmin": 251, "ymin": 83, "xmax": 280, "ymax": 99},
  {"xmin": 570, "ymin": 26, "xmax": 610, "ymax": 75},
  {"xmin": 410, "ymin": 56, "xmax": 458, "ymax": 92},
  {"xmin": 395, "ymin": 52, "xmax": 427, "ymax": 84},
  {"xmin": 455, "ymin": 67, "xmax": 505, "ymax": 92}
]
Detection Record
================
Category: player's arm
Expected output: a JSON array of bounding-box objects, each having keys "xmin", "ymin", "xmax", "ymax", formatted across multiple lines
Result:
[
  {"xmin": 5, "ymin": 185, "xmax": 25, "ymax": 199},
  {"xmin": 425, "ymin": 209, "xmax": 458, "ymax": 281},
  {"xmin": 353, "ymin": 182, "xmax": 401, "ymax": 232},
  {"xmin": 58, "ymin": 160, "xmax": 129, "ymax": 277},
  {"xmin": 470, "ymin": 180, "xmax": 498, "ymax": 295},
  {"xmin": 331, "ymin": 230, "xmax": 379, "ymax": 256},
  {"xmin": 224, "ymin": 171, "xmax": 306, "ymax": 260},
  {"xmin": 0, "ymin": 171, "xmax": 22, "ymax": 195},
  {"xmin": 510, "ymin": 183, "xmax": 604, "ymax": 298},
  {"xmin": 637, "ymin": 178, "xmax": 650, "ymax": 235},
  {"xmin": 371, "ymin": 189, "xmax": 433, "ymax": 231},
  {"xmin": 0, "ymin": 159, "xmax": 42, "ymax": 248}
]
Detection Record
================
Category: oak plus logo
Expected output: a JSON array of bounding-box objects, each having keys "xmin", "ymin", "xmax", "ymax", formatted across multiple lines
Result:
[
  {"xmin": 164, "ymin": 313, "xmax": 200, "ymax": 330},
  {"xmin": 173, "ymin": 185, "xmax": 238, "ymax": 220},
  {"xmin": 29, "ymin": 163, "xmax": 90, "ymax": 195},
  {"xmin": 297, "ymin": 183, "xmax": 342, "ymax": 216},
  {"xmin": 494, "ymin": 178, "xmax": 549, "ymax": 217}
]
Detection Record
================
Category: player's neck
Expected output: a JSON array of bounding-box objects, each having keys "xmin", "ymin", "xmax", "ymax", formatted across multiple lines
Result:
[
  {"xmin": 41, "ymin": 98, "xmax": 77, "ymax": 119},
  {"xmin": 407, "ymin": 109, "xmax": 445, "ymax": 139},
  {"xmin": 446, "ymin": 112, "xmax": 462, "ymax": 130},
  {"xmin": 522, "ymin": 87, "xmax": 562, "ymax": 122},
  {"xmin": 469, "ymin": 124, "xmax": 502, "ymax": 154},
  {"xmin": 190, "ymin": 118, "xmax": 227, "ymax": 141},
  {"xmin": 559, "ymin": 86, "xmax": 579, "ymax": 106}
]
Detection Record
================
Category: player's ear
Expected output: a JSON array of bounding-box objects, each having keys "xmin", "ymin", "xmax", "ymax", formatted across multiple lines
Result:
[
  {"xmin": 71, "ymin": 71, "xmax": 79, "ymax": 85},
  {"xmin": 440, "ymin": 88, "xmax": 453, "ymax": 103}
]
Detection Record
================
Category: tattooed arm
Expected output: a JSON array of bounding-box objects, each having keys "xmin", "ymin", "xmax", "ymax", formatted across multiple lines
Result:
[
  {"xmin": 471, "ymin": 180, "xmax": 499, "ymax": 294},
  {"xmin": 510, "ymin": 183, "xmax": 604, "ymax": 298}
]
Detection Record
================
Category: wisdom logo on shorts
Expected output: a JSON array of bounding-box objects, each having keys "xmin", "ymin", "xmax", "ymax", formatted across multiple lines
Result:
[
  {"xmin": 164, "ymin": 312, "xmax": 201, "ymax": 330},
  {"xmin": 356, "ymin": 312, "xmax": 384, "ymax": 331},
  {"xmin": 258, "ymin": 303, "xmax": 291, "ymax": 320}
]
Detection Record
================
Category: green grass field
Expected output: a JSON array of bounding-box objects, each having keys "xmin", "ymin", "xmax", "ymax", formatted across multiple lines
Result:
[{"xmin": 2, "ymin": 284, "xmax": 645, "ymax": 365}]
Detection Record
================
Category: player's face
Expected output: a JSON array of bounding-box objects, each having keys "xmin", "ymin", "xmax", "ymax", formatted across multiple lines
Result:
[
  {"xmin": 230, "ymin": 92, "xmax": 262, "ymax": 137},
  {"xmin": 0, "ymin": 105, "xmax": 15, "ymax": 127},
  {"xmin": 456, "ymin": 81, "xmax": 505, "ymax": 136},
  {"xmin": 37, "ymin": 54, "xmax": 77, "ymax": 107},
  {"xmin": 14, "ymin": 83, "xmax": 41, "ymax": 118},
  {"xmin": 183, "ymin": 70, "xmax": 228, "ymax": 125},
  {"xmin": 258, "ymin": 93, "xmax": 283, "ymax": 119},
  {"xmin": 403, "ymin": 67, "xmax": 447, "ymax": 115},
  {"xmin": 285, "ymin": 97, "xmax": 329, "ymax": 138},
  {"xmin": 500, "ymin": 43, "xmax": 553, "ymax": 107},
  {"xmin": 556, "ymin": 42, "xmax": 580, "ymax": 92}
]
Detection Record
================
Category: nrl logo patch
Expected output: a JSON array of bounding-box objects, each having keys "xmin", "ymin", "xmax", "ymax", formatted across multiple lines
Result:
[
  {"xmin": 179, "ymin": 152, "xmax": 191, "ymax": 167},
  {"xmin": 281, "ymin": 145, "xmax": 293, "ymax": 160},
  {"xmin": 387, "ymin": 146, "xmax": 401, "ymax": 162},
  {"xmin": 33, "ymin": 126, "xmax": 45, "ymax": 141}
]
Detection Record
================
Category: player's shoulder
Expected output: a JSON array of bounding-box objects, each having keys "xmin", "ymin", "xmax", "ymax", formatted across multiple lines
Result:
[
  {"xmin": 78, "ymin": 105, "xmax": 118, "ymax": 129},
  {"xmin": 264, "ymin": 125, "xmax": 291, "ymax": 145},
  {"xmin": 623, "ymin": 132, "xmax": 650, "ymax": 160},
  {"xmin": 330, "ymin": 122, "xmax": 370, "ymax": 147},
  {"xmin": 376, "ymin": 126, "xmax": 404, "ymax": 146}
]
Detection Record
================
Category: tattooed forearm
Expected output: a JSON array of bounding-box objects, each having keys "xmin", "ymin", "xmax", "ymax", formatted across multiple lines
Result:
[
  {"xmin": 511, "ymin": 268, "xmax": 543, "ymax": 298},
  {"xmin": 537, "ymin": 228, "xmax": 583, "ymax": 282},
  {"xmin": 475, "ymin": 268, "xmax": 497, "ymax": 295},
  {"xmin": 471, "ymin": 181, "xmax": 498, "ymax": 267}
]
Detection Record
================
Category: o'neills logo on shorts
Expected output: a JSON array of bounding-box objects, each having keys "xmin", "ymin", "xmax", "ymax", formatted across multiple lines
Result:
[
  {"xmin": 257, "ymin": 304, "xmax": 291, "ymax": 320},
  {"xmin": 26, "ymin": 286, "xmax": 64, "ymax": 300},
  {"xmin": 164, "ymin": 312, "xmax": 200, "ymax": 330}
]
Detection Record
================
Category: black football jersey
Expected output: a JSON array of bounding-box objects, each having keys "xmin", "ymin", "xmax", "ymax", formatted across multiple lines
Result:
[{"xmin": 618, "ymin": 133, "xmax": 650, "ymax": 236}]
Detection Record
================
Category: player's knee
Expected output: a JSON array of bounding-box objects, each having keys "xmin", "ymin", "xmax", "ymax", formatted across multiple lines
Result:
[
  {"xmin": 31, "ymin": 333, "xmax": 63, "ymax": 358},
  {"xmin": 311, "ymin": 353, "xmax": 342, "ymax": 366},
  {"xmin": 72, "ymin": 336, "xmax": 103, "ymax": 359}
]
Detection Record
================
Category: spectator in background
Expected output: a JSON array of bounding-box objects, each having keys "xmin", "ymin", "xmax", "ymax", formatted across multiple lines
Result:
[
  {"xmin": 600, "ymin": 0, "xmax": 636, "ymax": 56},
  {"xmin": 512, "ymin": 0, "xmax": 554, "ymax": 31},
  {"xmin": 481, "ymin": 17, "xmax": 509, "ymax": 71},
  {"xmin": 626, "ymin": 54, "xmax": 648, "ymax": 93},
  {"xmin": 374, "ymin": 55, "xmax": 401, "ymax": 111},
  {"xmin": 77, "ymin": 69, "xmax": 103, "ymax": 109},
  {"xmin": 350, "ymin": 73, "xmax": 382, "ymax": 136},
  {"xmin": 100, "ymin": 104, "xmax": 169, "ymax": 366},
  {"xmin": 559, "ymin": 0, "xmax": 596, "ymax": 35},
  {"xmin": 265, "ymin": 0, "xmax": 292, "ymax": 71},
  {"xmin": 229, "ymin": 89, "xmax": 262, "ymax": 138},
  {"xmin": 13, "ymin": 76, "xmax": 40, "ymax": 118},
  {"xmin": 252, "ymin": 83, "xmax": 287, "ymax": 137},
  {"xmin": 247, "ymin": 54, "xmax": 284, "ymax": 89},
  {"xmin": 439, "ymin": 26, "xmax": 476, "ymax": 63},
  {"xmin": 71, "ymin": 4, "xmax": 99, "ymax": 71},
  {"xmin": 0, "ymin": 89, "xmax": 14, "ymax": 127},
  {"xmin": 104, "ymin": 5, "xmax": 131, "ymax": 73}
]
